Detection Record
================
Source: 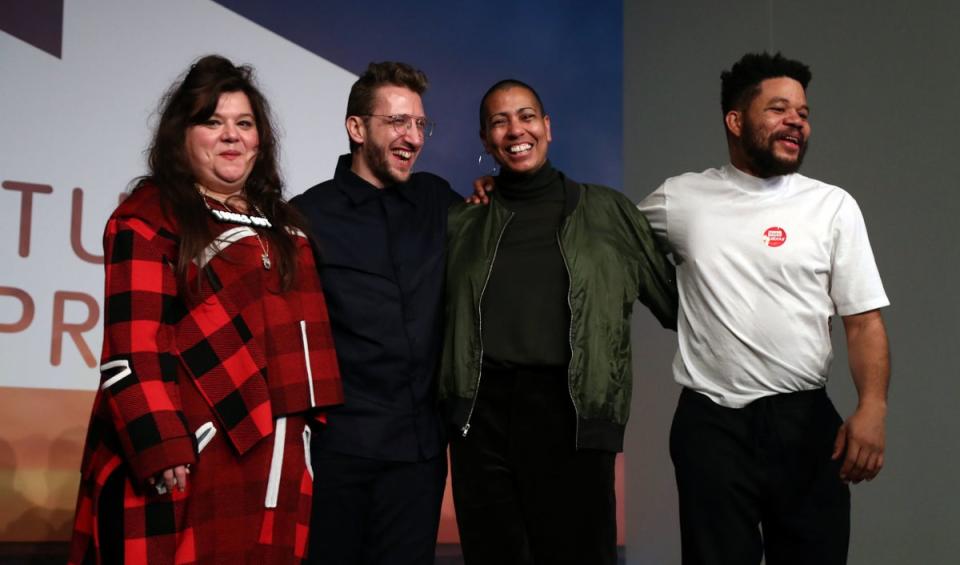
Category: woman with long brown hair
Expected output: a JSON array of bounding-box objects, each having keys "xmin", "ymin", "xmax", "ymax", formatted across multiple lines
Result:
[{"xmin": 68, "ymin": 55, "xmax": 342, "ymax": 564}]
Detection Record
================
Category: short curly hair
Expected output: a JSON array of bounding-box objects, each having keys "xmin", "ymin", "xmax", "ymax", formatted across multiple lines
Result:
[
  {"xmin": 346, "ymin": 61, "xmax": 429, "ymax": 151},
  {"xmin": 720, "ymin": 52, "xmax": 812, "ymax": 114}
]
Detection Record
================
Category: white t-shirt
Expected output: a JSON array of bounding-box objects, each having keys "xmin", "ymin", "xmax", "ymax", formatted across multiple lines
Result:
[{"xmin": 638, "ymin": 164, "xmax": 889, "ymax": 408}]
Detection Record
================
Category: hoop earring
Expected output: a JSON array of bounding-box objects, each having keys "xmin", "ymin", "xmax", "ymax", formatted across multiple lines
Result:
[{"xmin": 478, "ymin": 152, "xmax": 500, "ymax": 176}]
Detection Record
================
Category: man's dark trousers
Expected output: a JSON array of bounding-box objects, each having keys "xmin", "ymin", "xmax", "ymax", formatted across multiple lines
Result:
[
  {"xmin": 306, "ymin": 435, "xmax": 446, "ymax": 565},
  {"xmin": 671, "ymin": 387, "xmax": 850, "ymax": 565}
]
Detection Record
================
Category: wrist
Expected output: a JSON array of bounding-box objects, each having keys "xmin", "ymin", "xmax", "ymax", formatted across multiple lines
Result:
[{"xmin": 856, "ymin": 397, "xmax": 888, "ymax": 414}]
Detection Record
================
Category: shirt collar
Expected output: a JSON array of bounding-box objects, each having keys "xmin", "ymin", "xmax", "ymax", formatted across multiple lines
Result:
[
  {"xmin": 722, "ymin": 162, "xmax": 793, "ymax": 194},
  {"xmin": 334, "ymin": 154, "xmax": 418, "ymax": 206}
]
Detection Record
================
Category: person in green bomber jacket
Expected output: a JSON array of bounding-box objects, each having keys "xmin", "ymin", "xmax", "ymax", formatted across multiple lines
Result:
[{"xmin": 441, "ymin": 79, "xmax": 678, "ymax": 565}]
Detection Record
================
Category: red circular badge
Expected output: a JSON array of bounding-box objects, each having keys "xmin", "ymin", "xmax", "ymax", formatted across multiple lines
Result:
[{"xmin": 763, "ymin": 226, "xmax": 787, "ymax": 247}]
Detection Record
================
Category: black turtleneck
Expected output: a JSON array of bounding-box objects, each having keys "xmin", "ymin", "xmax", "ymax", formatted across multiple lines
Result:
[{"xmin": 481, "ymin": 161, "xmax": 571, "ymax": 369}]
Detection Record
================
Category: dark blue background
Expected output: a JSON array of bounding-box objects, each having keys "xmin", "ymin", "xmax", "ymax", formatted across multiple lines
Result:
[{"xmin": 214, "ymin": 0, "xmax": 622, "ymax": 195}]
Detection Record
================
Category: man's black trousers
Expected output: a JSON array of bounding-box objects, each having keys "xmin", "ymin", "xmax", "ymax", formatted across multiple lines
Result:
[
  {"xmin": 671, "ymin": 386, "xmax": 850, "ymax": 565},
  {"xmin": 306, "ymin": 442, "xmax": 446, "ymax": 565}
]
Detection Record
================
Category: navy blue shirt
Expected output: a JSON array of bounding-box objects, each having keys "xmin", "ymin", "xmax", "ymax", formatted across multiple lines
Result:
[{"xmin": 291, "ymin": 155, "xmax": 461, "ymax": 461}]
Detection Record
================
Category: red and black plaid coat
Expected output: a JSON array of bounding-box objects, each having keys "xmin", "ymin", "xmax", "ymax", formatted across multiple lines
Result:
[{"xmin": 69, "ymin": 185, "xmax": 342, "ymax": 564}]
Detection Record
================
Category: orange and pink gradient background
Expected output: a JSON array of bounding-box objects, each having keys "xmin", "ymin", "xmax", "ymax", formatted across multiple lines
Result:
[{"xmin": 0, "ymin": 385, "xmax": 624, "ymax": 544}]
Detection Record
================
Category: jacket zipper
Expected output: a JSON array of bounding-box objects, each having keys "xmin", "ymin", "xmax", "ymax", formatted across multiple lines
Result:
[
  {"xmin": 461, "ymin": 212, "xmax": 515, "ymax": 437},
  {"xmin": 556, "ymin": 227, "xmax": 580, "ymax": 450}
]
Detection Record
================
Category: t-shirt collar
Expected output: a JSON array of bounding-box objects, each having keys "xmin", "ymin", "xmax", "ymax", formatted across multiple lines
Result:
[{"xmin": 722, "ymin": 162, "xmax": 793, "ymax": 193}]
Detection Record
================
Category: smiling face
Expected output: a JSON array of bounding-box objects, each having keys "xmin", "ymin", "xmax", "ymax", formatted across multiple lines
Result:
[
  {"xmin": 727, "ymin": 77, "xmax": 811, "ymax": 178},
  {"xmin": 347, "ymin": 85, "xmax": 426, "ymax": 188},
  {"xmin": 184, "ymin": 91, "xmax": 259, "ymax": 196},
  {"xmin": 480, "ymin": 86, "xmax": 552, "ymax": 176}
]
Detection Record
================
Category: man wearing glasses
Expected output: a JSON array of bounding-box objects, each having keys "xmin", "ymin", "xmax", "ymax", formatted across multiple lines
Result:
[{"xmin": 292, "ymin": 62, "xmax": 461, "ymax": 565}]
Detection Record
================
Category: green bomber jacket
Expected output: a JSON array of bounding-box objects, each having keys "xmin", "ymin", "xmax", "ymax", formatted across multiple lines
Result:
[{"xmin": 440, "ymin": 175, "xmax": 678, "ymax": 452}]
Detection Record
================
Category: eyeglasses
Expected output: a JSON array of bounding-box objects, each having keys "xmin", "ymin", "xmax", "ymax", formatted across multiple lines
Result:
[{"xmin": 363, "ymin": 114, "xmax": 435, "ymax": 138}]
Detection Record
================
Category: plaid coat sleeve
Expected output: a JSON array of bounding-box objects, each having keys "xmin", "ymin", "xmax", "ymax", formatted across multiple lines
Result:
[
  {"xmin": 263, "ymin": 231, "xmax": 343, "ymax": 415},
  {"xmin": 98, "ymin": 214, "xmax": 197, "ymax": 483}
]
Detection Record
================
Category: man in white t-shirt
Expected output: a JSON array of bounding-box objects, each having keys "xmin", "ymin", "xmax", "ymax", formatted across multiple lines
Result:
[{"xmin": 638, "ymin": 52, "xmax": 890, "ymax": 565}]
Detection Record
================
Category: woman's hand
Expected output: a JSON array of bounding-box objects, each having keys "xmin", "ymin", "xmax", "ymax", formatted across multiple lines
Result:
[
  {"xmin": 465, "ymin": 176, "xmax": 495, "ymax": 205},
  {"xmin": 148, "ymin": 464, "xmax": 190, "ymax": 494}
]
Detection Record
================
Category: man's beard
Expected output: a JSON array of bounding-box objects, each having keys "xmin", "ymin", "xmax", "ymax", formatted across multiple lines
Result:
[
  {"xmin": 362, "ymin": 139, "xmax": 409, "ymax": 187},
  {"xmin": 741, "ymin": 118, "xmax": 808, "ymax": 178}
]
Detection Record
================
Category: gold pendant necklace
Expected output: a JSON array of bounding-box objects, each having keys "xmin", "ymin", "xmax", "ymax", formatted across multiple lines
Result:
[
  {"xmin": 199, "ymin": 188, "xmax": 272, "ymax": 270},
  {"xmin": 252, "ymin": 211, "xmax": 272, "ymax": 270}
]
